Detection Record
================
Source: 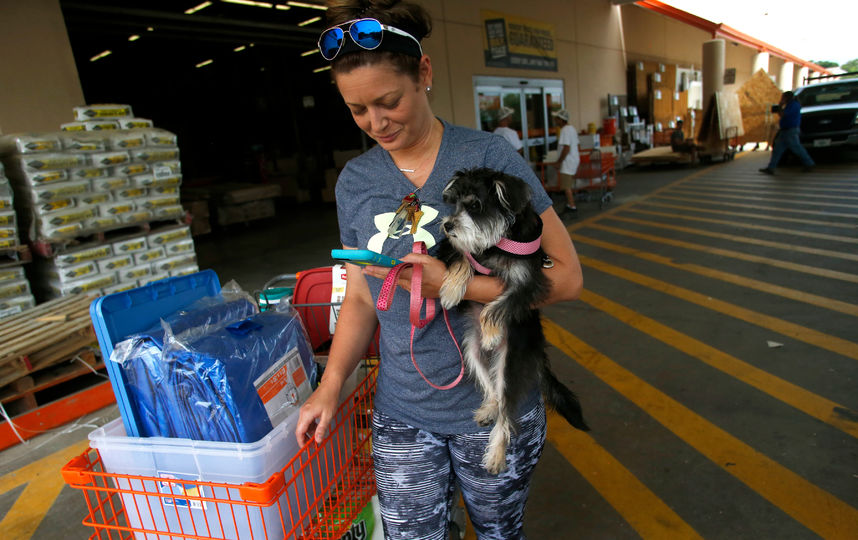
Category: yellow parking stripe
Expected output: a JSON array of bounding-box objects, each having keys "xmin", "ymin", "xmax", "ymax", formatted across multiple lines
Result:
[
  {"xmin": 546, "ymin": 412, "xmax": 703, "ymax": 539},
  {"xmin": 677, "ymin": 184, "xmax": 858, "ymax": 200},
  {"xmin": 579, "ymin": 255, "xmax": 858, "ymax": 361},
  {"xmin": 588, "ymin": 223, "xmax": 858, "ymax": 284},
  {"xmin": 569, "ymin": 233, "xmax": 858, "ymax": 318},
  {"xmin": 576, "ymin": 289, "xmax": 858, "ymax": 438},
  {"xmin": 606, "ymin": 215, "xmax": 858, "ymax": 262},
  {"xmin": 646, "ymin": 201, "xmax": 857, "ymax": 229},
  {"xmin": 623, "ymin": 208, "xmax": 858, "ymax": 244},
  {"xmin": 691, "ymin": 180, "xmax": 858, "ymax": 194},
  {"xmin": 0, "ymin": 439, "xmax": 89, "ymax": 540},
  {"xmin": 669, "ymin": 187, "xmax": 858, "ymax": 208},
  {"xmin": 654, "ymin": 194, "xmax": 858, "ymax": 219},
  {"xmin": 542, "ymin": 319, "xmax": 858, "ymax": 539}
]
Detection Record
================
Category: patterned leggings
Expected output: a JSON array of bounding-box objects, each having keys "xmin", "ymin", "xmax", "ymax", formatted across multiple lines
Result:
[{"xmin": 371, "ymin": 402, "xmax": 547, "ymax": 540}]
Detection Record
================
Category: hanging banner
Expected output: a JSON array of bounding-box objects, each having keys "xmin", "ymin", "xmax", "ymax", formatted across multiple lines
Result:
[{"xmin": 481, "ymin": 11, "xmax": 557, "ymax": 71}]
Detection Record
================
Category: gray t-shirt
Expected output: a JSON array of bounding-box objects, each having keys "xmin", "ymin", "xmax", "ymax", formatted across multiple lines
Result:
[{"xmin": 335, "ymin": 119, "xmax": 553, "ymax": 434}]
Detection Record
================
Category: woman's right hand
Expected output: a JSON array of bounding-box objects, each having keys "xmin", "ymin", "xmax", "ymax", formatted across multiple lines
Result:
[{"xmin": 295, "ymin": 378, "xmax": 343, "ymax": 445}]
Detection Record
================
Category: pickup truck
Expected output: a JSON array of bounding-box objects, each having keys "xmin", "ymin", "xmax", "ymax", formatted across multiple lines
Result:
[{"xmin": 794, "ymin": 79, "xmax": 858, "ymax": 149}]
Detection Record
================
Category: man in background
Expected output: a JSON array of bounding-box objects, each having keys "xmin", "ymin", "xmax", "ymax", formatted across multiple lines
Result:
[
  {"xmin": 760, "ymin": 91, "xmax": 815, "ymax": 174},
  {"xmin": 551, "ymin": 109, "xmax": 580, "ymax": 218},
  {"xmin": 493, "ymin": 106, "xmax": 523, "ymax": 155}
]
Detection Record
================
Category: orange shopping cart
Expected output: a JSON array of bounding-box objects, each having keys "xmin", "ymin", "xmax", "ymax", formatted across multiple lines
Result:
[{"xmin": 62, "ymin": 268, "xmax": 379, "ymax": 540}]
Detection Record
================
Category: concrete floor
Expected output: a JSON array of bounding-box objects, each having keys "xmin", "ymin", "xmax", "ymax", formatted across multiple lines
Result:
[{"xmin": 2, "ymin": 149, "xmax": 857, "ymax": 539}]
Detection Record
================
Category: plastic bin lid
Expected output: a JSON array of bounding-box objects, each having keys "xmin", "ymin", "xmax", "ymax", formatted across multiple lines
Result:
[{"xmin": 90, "ymin": 270, "xmax": 221, "ymax": 437}]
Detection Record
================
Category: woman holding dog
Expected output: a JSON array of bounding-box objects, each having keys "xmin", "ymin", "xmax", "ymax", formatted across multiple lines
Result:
[{"xmin": 296, "ymin": 1, "xmax": 583, "ymax": 538}]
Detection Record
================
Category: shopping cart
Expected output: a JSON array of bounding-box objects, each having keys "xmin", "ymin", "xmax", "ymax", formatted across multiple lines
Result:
[{"xmin": 62, "ymin": 268, "xmax": 379, "ymax": 540}]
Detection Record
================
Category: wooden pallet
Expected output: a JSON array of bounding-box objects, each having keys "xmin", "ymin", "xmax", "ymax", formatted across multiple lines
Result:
[
  {"xmin": 0, "ymin": 348, "xmax": 102, "ymax": 416},
  {"xmin": 0, "ymin": 294, "xmax": 97, "ymax": 388}
]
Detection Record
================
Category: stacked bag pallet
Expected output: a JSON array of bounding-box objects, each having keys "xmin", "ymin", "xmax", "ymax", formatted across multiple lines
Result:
[
  {"xmin": 0, "ymin": 161, "xmax": 36, "ymax": 318},
  {"xmin": 0, "ymin": 104, "xmax": 199, "ymax": 299},
  {"xmin": 39, "ymin": 224, "xmax": 198, "ymax": 298}
]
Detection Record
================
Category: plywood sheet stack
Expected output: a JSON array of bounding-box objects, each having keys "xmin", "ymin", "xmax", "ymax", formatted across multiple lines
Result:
[{"xmin": 737, "ymin": 69, "xmax": 782, "ymax": 143}]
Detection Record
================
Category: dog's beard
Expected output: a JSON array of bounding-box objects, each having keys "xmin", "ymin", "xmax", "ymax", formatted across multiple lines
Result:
[{"xmin": 442, "ymin": 212, "xmax": 508, "ymax": 254}]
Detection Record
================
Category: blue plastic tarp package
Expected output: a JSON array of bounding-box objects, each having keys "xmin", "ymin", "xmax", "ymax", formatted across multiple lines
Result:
[
  {"xmin": 161, "ymin": 310, "xmax": 316, "ymax": 443},
  {"xmin": 112, "ymin": 290, "xmax": 261, "ymax": 438}
]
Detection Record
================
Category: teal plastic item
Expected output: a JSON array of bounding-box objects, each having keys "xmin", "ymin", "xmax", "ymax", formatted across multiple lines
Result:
[
  {"xmin": 90, "ymin": 270, "xmax": 221, "ymax": 437},
  {"xmin": 258, "ymin": 286, "xmax": 293, "ymax": 312}
]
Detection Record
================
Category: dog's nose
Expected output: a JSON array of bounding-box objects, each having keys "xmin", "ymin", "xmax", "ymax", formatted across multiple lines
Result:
[{"xmin": 443, "ymin": 221, "xmax": 454, "ymax": 233}]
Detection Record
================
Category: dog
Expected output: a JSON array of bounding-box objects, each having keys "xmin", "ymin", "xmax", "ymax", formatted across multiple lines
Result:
[{"xmin": 438, "ymin": 167, "xmax": 589, "ymax": 474}]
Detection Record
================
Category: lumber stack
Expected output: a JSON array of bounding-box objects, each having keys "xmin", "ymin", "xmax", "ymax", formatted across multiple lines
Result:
[
  {"xmin": 0, "ymin": 294, "xmax": 97, "ymax": 389},
  {"xmin": 737, "ymin": 69, "xmax": 782, "ymax": 144}
]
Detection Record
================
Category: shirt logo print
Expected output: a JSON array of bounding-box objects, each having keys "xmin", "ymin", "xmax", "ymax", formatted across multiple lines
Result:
[{"xmin": 367, "ymin": 204, "xmax": 439, "ymax": 252}]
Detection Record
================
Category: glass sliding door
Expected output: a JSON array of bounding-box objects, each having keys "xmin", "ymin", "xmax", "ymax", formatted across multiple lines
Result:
[{"xmin": 474, "ymin": 76, "xmax": 564, "ymax": 165}]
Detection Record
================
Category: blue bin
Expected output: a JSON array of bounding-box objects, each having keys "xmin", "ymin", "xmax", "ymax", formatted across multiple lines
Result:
[{"xmin": 90, "ymin": 270, "xmax": 221, "ymax": 437}]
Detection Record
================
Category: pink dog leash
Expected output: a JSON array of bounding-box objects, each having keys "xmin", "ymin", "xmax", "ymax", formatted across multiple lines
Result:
[{"xmin": 377, "ymin": 241, "xmax": 464, "ymax": 390}]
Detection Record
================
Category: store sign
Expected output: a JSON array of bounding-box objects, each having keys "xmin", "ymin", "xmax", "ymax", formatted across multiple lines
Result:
[{"xmin": 481, "ymin": 11, "xmax": 557, "ymax": 72}]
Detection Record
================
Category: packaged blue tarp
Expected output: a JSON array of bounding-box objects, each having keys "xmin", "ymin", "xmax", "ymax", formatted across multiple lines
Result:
[
  {"xmin": 111, "ymin": 285, "xmax": 316, "ymax": 442},
  {"xmin": 161, "ymin": 310, "xmax": 316, "ymax": 443}
]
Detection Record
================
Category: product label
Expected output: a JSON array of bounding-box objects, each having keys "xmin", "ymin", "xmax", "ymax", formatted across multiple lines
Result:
[
  {"xmin": 254, "ymin": 348, "xmax": 311, "ymax": 422},
  {"xmin": 330, "ymin": 265, "xmax": 347, "ymax": 335},
  {"xmin": 157, "ymin": 473, "xmax": 206, "ymax": 510}
]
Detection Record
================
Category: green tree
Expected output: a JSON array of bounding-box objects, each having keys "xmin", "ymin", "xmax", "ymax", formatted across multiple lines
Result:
[
  {"xmin": 840, "ymin": 58, "xmax": 858, "ymax": 76},
  {"xmin": 812, "ymin": 60, "xmax": 839, "ymax": 68}
]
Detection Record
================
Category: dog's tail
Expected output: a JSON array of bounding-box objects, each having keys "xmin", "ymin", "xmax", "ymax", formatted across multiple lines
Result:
[{"xmin": 541, "ymin": 368, "xmax": 590, "ymax": 431}]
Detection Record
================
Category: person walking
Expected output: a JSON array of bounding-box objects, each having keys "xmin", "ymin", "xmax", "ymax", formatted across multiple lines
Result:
[
  {"xmin": 760, "ymin": 91, "xmax": 815, "ymax": 174},
  {"xmin": 550, "ymin": 109, "xmax": 580, "ymax": 218}
]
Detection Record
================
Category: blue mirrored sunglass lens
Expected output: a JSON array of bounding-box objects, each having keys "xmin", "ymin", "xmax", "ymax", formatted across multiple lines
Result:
[
  {"xmin": 320, "ymin": 28, "xmax": 344, "ymax": 59},
  {"xmin": 349, "ymin": 19, "xmax": 383, "ymax": 49}
]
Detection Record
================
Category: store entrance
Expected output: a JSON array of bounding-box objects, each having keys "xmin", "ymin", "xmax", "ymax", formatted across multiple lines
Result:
[{"xmin": 474, "ymin": 77, "xmax": 565, "ymax": 165}]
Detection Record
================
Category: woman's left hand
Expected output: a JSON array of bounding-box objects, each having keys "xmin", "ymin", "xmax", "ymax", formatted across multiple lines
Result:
[{"xmin": 361, "ymin": 253, "xmax": 447, "ymax": 299}]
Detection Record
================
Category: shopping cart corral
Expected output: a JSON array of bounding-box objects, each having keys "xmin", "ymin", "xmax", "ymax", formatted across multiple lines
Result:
[{"xmin": 61, "ymin": 269, "xmax": 380, "ymax": 540}]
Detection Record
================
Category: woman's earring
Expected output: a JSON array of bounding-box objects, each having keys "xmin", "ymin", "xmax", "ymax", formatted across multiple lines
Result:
[{"xmin": 426, "ymin": 86, "xmax": 431, "ymax": 92}]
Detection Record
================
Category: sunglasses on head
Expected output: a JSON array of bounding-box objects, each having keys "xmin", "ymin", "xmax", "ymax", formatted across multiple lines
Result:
[{"xmin": 317, "ymin": 18, "xmax": 423, "ymax": 61}]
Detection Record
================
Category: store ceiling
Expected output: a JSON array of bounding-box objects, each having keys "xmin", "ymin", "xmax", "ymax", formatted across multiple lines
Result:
[{"xmin": 61, "ymin": 1, "xmax": 328, "ymax": 70}]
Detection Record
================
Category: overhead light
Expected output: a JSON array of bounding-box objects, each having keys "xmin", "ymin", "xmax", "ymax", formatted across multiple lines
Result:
[
  {"xmin": 184, "ymin": 1, "xmax": 213, "ymax": 14},
  {"xmin": 146, "ymin": 27, "xmax": 154, "ymax": 31},
  {"xmin": 288, "ymin": 1, "xmax": 327, "ymax": 10},
  {"xmin": 234, "ymin": 45, "xmax": 247, "ymax": 52},
  {"xmin": 301, "ymin": 48, "xmax": 317, "ymax": 57},
  {"xmin": 298, "ymin": 16, "xmax": 321, "ymax": 26},
  {"xmin": 274, "ymin": 4, "xmax": 291, "ymax": 10},
  {"xmin": 128, "ymin": 34, "xmax": 140, "ymax": 42},
  {"xmin": 249, "ymin": 42, "xmax": 255, "ymax": 47},
  {"xmin": 90, "ymin": 50, "xmax": 112, "ymax": 62},
  {"xmin": 222, "ymin": 0, "xmax": 273, "ymax": 7},
  {"xmin": 313, "ymin": 65, "xmax": 331, "ymax": 73},
  {"xmin": 196, "ymin": 59, "xmax": 214, "ymax": 68}
]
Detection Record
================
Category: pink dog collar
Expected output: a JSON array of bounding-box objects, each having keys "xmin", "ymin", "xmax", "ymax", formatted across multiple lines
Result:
[{"xmin": 466, "ymin": 234, "xmax": 542, "ymax": 275}]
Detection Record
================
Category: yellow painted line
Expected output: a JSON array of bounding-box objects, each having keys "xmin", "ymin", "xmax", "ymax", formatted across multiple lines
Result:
[
  {"xmin": 542, "ymin": 318, "xmax": 858, "ymax": 539},
  {"xmin": 0, "ymin": 439, "xmax": 90, "ymax": 540},
  {"xmin": 623, "ymin": 207, "xmax": 858, "ymax": 245},
  {"xmin": 546, "ymin": 411, "xmax": 702, "ymax": 539},
  {"xmin": 577, "ymin": 290, "xmax": 858, "ymax": 438},
  {"xmin": 646, "ymin": 201, "xmax": 858, "ymax": 229},
  {"xmin": 690, "ymin": 180, "xmax": 858, "ymax": 194},
  {"xmin": 579, "ymin": 254, "xmax": 858, "ymax": 360},
  {"xmin": 667, "ymin": 188, "xmax": 858, "ymax": 209},
  {"xmin": 653, "ymin": 194, "xmax": 858, "ymax": 219},
  {"xmin": 679, "ymin": 184, "xmax": 858, "ymax": 200},
  {"xmin": 606, "ymin": 215, "xmax": 858, "ymax": 262},
  {"xmin": 569, "ymin": 233, "xmax": 858, "ymax": 318},
  {"xmin": 565, "ymin": 164, "xmax": 720, "ymax": 233},
  {"xmin": 587, "ymin": 223, "xmax": 858, "ymax": 285}
]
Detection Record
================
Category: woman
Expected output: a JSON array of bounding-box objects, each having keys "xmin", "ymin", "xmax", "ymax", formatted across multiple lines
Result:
[{"xmin": 296, "ymin": 1, "xmax": 583, "ymax": 538}]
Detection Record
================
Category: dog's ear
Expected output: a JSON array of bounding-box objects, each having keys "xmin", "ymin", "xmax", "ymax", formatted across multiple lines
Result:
[
  {"xmin": 443, "ymin": 172, "xmax": 463, "ymax": 203},
  {"xmin": 492, "ymin": 172, "xmax": 531, "ymax": 215}
]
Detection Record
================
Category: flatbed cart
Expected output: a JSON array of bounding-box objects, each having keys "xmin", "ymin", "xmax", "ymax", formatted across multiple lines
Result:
[{"xmin": 61, "ymin": 268, "xmax": 379, "ymax": 540}]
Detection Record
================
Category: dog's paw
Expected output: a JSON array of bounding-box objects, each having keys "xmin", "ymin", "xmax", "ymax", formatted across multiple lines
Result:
[
  {"xmin": 440, "ymin": 260, "xmax": 471, "ymax": 309},
  {"xmin": 482, "ymin": 442, "xmax": 508, "ymax": 474},
  {"xmin": 479, "ymin": 315, "xmax": 504, "ymax": 350},
  {"xmin": 474, "ymin": 400, "xmax": 499, "ymax": 426}
]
